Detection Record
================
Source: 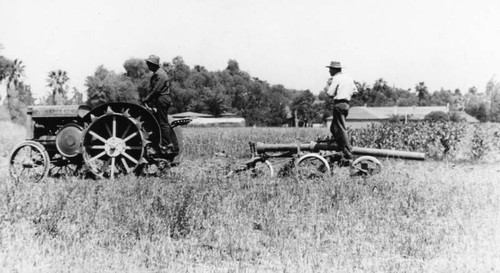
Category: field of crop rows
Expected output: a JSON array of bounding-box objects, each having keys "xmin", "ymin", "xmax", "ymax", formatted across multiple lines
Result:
[{"xmin": 0, "ymin": 121, "xmax": 499, "ymax": 272}]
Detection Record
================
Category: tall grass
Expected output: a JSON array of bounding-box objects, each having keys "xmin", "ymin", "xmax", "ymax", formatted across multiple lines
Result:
[
  {"xmin": 0, "ymin": 121, "xmax": 26, "ymax": 174},
  {"xmin": 0, "ymin": 121, "xmax": 26, "ymax": 157},
  {"xmin": 0, "ymin": 123, "xmax": 499, "ymax": 272},
  {"xmin": 1, "ymin": 161, "xmax": 498, "ymax": 272}
]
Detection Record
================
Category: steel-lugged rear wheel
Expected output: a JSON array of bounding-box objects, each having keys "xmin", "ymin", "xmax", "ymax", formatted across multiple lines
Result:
[
  {"xmin": 9, "ymin": 141, "xmax": 50, "ymax": 183},
  {"xmin": 82, "ymin": 108, "xmax": 149, "ymax": 179}
]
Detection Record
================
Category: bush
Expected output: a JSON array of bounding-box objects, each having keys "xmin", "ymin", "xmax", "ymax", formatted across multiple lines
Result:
[
  {"xmin": 449, "ymin": 111, "xmax": 466, "ymax": 122},
  {"xmin": 424, "ymin": 111, "xmax": 449, "ymax": 122},
  {"xmin": 349, "ymin": 121, "xmax": 468, "ymax": 159},
  {"xmin": 388, "ymin": 114, "xmax": 405, "ymax": 123}
]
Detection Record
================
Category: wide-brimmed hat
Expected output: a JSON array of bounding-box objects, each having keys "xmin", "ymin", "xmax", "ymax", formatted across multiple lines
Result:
[
  {"xmin": 326, "ymin": 61, "xmax": 342, "ymax": 68},
  {"xmin": 145, "ymin": 55, "xmax": 160, "ymax": 66}
]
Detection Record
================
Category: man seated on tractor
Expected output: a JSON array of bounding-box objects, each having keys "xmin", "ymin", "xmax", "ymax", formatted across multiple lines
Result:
[
  {"xmin": 324, "ymin": 61, "xmax": 358, "ymax": 164},
  {"xmin": 143, "ymin": 55, "xmax": 178, "ymax": 155}
]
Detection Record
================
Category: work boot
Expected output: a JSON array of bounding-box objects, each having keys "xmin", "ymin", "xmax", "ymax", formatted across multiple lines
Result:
[
  {"xmin": 160, "ymin": 144, "xmax": 179, "ymax": 156},
  {"xmin": 147, "ymin": 146, "xmax": 159, "ymax": 156}
]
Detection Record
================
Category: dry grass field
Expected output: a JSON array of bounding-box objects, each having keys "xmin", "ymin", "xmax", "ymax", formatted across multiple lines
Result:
[{"xmin": 0, "ymin": 122, "xmax": 499, "ymax": 272}]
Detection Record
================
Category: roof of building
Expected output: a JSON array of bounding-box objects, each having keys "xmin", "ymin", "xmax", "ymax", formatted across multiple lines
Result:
[
  {"xmin": 219, "ymin": 112, "xmax": 239, "ymax": 117},
  {"xmin": 188, "ymin": 117, "xmax": 246, "ymax": 127},
  {"xmin": 347, "ymin": 107, "xmax": 384, "ymax": 120},
  {"xmin": 327, "ymin": 106, "xmax": 449, "ymax": 121},
  {"xmin": 170, "ymin": 111, "xmax": 213, "ymax": 119},
  {"xmin": 327, "ymin": 106, "xmax": 480, "ymax": 123},
  {"xmin": 454, "ymin": 111, "xmax": 480, "ymax": 123}
]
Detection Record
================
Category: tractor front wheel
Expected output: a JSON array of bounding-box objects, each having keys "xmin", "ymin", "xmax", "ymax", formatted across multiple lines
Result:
[{"xmin": 9, "ymin": 141, "xmax": 50, "ymax": 183}]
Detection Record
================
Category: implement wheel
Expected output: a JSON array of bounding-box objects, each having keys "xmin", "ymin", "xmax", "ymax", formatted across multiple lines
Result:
[
  {"xmin": 9, "ymin": 141, "xmax": 50, "ymax": 183},
  {"xmin": 82, "ymin": 107, "xmax": 149, "ymax": 179},
  {"xmin": 226, "ymin": 158, "xmax": 274, "ymax": 178},
  {"xmin": 350, "ymin": 156, "xmax": 382, "ymax": 176},
  {"xmin": 296, "ymin": 153, "xmax": 331, "ymax": 179}
]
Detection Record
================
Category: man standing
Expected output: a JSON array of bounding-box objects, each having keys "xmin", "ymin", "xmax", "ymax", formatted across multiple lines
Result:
[
  {"xmin": 324, "ymin": 61, "xmax": 358, "ymax": 161},
  {"xmin": 143, "ymin": 55, "xmax": 178, "ymax": 154}
]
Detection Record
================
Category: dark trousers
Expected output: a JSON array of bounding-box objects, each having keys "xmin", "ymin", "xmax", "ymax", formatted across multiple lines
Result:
[
  {"xmin": 156, "ymin": 95, "xmax": 178, "ymax": 149},
  {"xmin": 330, "ymin": 102, "xmax": 352, "ymax": 159}
]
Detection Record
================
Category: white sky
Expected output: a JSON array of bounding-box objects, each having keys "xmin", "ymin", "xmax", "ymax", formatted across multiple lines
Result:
[{"xmin": 1, "ymin": 0, "xmax": 499, "ymax": 100}]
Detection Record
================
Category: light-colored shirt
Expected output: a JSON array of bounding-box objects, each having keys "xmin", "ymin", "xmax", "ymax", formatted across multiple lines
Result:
[{"xmin": 325, "ymin": 72, "xmax": 358, "ymax": 101}]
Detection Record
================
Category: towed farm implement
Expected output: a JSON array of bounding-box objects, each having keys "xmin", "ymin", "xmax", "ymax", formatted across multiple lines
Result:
[{"xmin": 229, "ymin": 138, "xmax": 425, "ymax": 178}]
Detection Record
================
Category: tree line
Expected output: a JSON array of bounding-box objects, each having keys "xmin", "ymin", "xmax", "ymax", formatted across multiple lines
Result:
[{"xmin": 1, "ymin": 46, "xmax": 500, "ymax": 125}]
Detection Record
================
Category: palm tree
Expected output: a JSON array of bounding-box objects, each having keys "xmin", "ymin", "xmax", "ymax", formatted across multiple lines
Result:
[
  {"xmin": 5, "ymin": 59, "xmax": 25, "ymax": 118},
  {"xmin": 6, "ymin": 59, "xmax": 25, "ymax": 93},
  {"xmin": 47, "ymin": 69, "xmax": 69, "ymax": 105}
]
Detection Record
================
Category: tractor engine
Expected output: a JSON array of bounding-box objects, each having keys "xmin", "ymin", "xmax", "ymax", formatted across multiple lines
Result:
[{"xmin": 26, "ymin": 105, "xmax": 90, "ymax": 158}]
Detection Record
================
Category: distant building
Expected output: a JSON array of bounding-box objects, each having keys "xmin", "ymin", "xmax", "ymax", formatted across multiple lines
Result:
[
  {"xmin": 170, "ymin": 111, "xmax": 245, "ymax": 127},
  {"xmin": 170, "ymin": 112, "xmax": 213, "ymax": 119},
  {"xmin": 326, "ymin": 106, "xmax": 479, "ymax": 129},
  {"xmin": 219, "ymin": 112, "xmax": 238, "ymax": 118},
  {"xmin": 188, "ymin": 117, "xmax": 246, "ymax": 127}
]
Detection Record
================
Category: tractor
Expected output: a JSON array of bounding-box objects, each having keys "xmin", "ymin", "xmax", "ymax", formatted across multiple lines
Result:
[{"xmin": 8, "ymin": 102, "xmax": 191, "ymax": 182}]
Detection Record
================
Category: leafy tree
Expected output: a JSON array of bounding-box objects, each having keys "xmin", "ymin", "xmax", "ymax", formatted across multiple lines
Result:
[
  {"xmin": 68, "ymin": 87, "xmax": 84, "ymax": 105},
  {"xmin": 171, "ymin": 56, "xmax": 190, "ymax": 84},
  {"xmin": 85, "ymin": 65, "xmax": 138, "ymax": 108},
  {"xmin": 291, "ymin": 90, "xmax": 316, "ymax": 127},
  {"xmin": 241, "ymin": 79, "xmax": 268, "ymax": 126},
  {"xmin": 266, "ymin": 84, "xmax": 292, "ymax": 126},
  {"xmin": 3, "ymin": 81, "xmax": 34, "ymax": 123},
  {"xmin": 46, "ymin": 69, "xmax": 70, "ymax": 105},
  {"xmin": 416, "ymin": 82, "xmax": 429, "ymax": 105},
  {"xmin": 486, "ymin": 77, "xmax": 500, "ymax": 122},
  {"xmin": 429, "ymin": 88, "xmax": 456, "ymax": 107},
  {"xmin": 464, "ymin": 93, "xmax": 488, "ymax": 122},
  {"xmin": 17, "ymin": 82, "xmax": 35, "ymax": 106},
  {"xmin": 187, "ymin": 92, "xmax": 207, "ymax": 113},
  {"xmin": 6, "ymin": 59, "xmax": 24, "ymax": 92},
  {"xmin": 201, "ymin": 86, "xmax": 230, "ymax": 117},
  {"xmin": 0, "ymin": 55, "xmax": 13, "ymax": 83},
  {"xmin": 171, "ymin": 84, "xmax": 197, "ymax": 113},
  {"xmin": 350, "ymin": 82, "xmax": 369, "ymax": 106},
  {"xmin": 394, "ymin": 88, "xmax": 418, "ymax": 106},
  {"xmin": 226, "ymin": 59, "xmax": 240, "ymax": 75},
  {"xmin": 474, "ymin": 103, "xmax": 488, "ymax": 122},
  {"xmin": 372, "ymin": 78, "xmax": 395, "ymax": 106},
  {"xmin": 468, "ymin": 86, "xmax": 478, "ymax": 95},
  {"xmin": 122, "ymin": 58, "xmax": 150, "ymax": 101},
  {"xmin": 350, "ymin": 79, "xmax": 418, "ymax": 107},
  {"xmin": 123, "ymin": 58, "xmax": 148, "ymax": 79},
  {"xmin": 4, "ymin": 59, "xmax": 27, "ymax": 123}
]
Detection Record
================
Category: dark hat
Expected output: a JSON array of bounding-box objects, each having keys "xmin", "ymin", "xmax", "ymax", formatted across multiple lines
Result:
[
  {"xmin": 326, "ymin": 61, "xmax": 342, "ymax": 68},
  {"xmin": 145, "ymin": 55, "xmax": 160, "ymax": 66}
]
